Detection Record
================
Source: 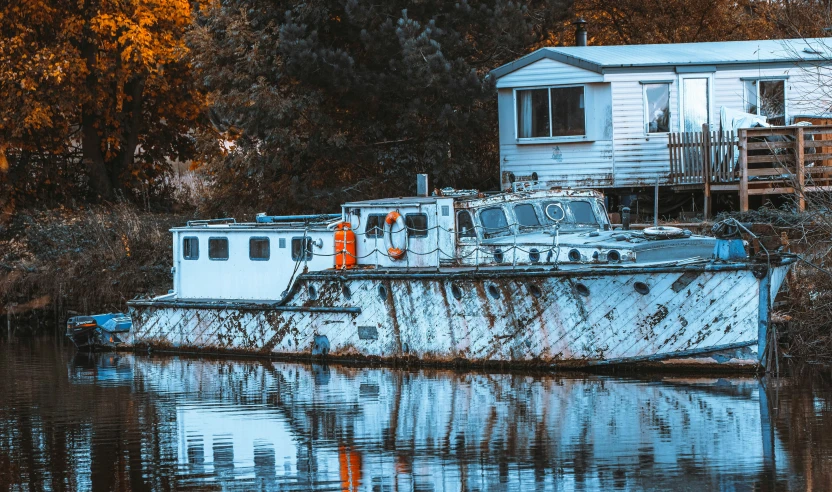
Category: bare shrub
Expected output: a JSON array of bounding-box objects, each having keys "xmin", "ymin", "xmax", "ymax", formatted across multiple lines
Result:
[{"xmin": 0, "ymin": 203, "xmax": 188, "ymax": 328}]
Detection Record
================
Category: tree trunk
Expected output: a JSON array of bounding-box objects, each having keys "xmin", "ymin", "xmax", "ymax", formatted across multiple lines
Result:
[
  {"xmin": 114, "ymin": 76, "xmax": 146, "ymax": 189},
  {"xmin": 79, "ymin": 18, "xmax": 114, "ymax": 202}
]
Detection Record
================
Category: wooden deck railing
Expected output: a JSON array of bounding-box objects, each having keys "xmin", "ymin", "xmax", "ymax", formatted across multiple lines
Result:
[
  {"xmin": 669, "ymin": 125, "xmax": 736, "ymax": 186},
  {"xmin": 669, "ymin": 124, "xmax": 832, "ymax": 216}
]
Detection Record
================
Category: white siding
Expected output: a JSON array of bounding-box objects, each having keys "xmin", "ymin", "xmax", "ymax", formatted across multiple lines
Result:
[
  {"xmin": 714, "ymin": 65, "xmax": 832, "ymax": 125},
  {"xmin": 498, "ymin": 82, "xmax": 614, "ymax": 188},
  {"xmin": 606, "ymin": 71, "xmax": 679, "ymax": 186},
  {"xmin": 496, "ymin": 58, "xmax": 832, "ymax": 190},
  {"xmin": 175, "ymin": 229, "xmax": 334, "ymax": 300},
  {"xmin": 496, "ymin": 58, "xmax": 603, "ymax": 88},
  {"xmin": 499, "ymin": 140, "xmax": 614, "ymax": 188}
]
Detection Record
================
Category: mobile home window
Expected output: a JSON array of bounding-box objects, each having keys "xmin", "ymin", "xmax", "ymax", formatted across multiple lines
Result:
[
  {"xmin": 365, "ymin": 214, "xmax": 386, "ymax": 238},
  {"xmin": 516, "ymin": 89, "xmax": 550, "ymax": 138},
  {"xmin": 405, "ymin": 213, "xmax": 428, "ymax": 238},
  {"xmin": 249, "ymin": 237, "xmax": 270, "ymax": 260},
  {"xmin": 208, "ymin": 238, "xmax": 229, "ymax": 260},
  {"xmin": 744, "ymin": 79, "xmax": 785, "ymax": 120},
  {"xmin": 550, "ymin": 87, "xmax": 585, "ymax": 136},
  {"xmin": 291, "ymin": 237, "xmax": 313, "ymax": 261},
  {"xmin": 644, "ymin": 83, "xmax": 670, "ymax": 133},
  {"xmin": 682, "ymin": 78, "xmax": 709, "ymax": 132},
  {"xmin": 182, "ymin": 237, "xmax": 199, "ymax": 260},
  {"xmin": 516, "ymin": 86, "xmax": 585, "ymax": 138}
]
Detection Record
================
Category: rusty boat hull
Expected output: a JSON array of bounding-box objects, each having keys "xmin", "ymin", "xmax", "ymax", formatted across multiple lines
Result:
[{"xmin": 127, "ymin": 257, "xmax": 793, "ymax": 369}]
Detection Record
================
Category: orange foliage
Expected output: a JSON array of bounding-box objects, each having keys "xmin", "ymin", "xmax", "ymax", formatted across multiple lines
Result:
[
  {"xmin": 539, "ymin": 0, "xmax": 828, "ymax": 48},
  {"xmin": 0, "ymin": 0, "xmax": 205, "ymax": 200}
]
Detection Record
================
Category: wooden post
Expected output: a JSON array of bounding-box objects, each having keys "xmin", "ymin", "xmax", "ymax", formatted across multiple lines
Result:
[
  {"xmin": 702, "ymin": 123, "xmax": 711, "ymax": 220},
  {"xmin": 795, "ymin": 126, "xmax": 805, "ymax": 212},
  {"xmin": 739, "ymin": 129, "xmax": 749, "ymax": 212}
]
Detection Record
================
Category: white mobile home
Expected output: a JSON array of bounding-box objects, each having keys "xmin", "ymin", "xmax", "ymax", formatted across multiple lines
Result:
[{"xmin": 490, "ymin": 38, "xmax": 832, "ymax": 194}]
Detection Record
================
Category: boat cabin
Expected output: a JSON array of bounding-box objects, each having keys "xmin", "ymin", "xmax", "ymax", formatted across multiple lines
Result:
[{"xmin": 169, "ymin": 186, "xmax": 718, "ymax": 301}]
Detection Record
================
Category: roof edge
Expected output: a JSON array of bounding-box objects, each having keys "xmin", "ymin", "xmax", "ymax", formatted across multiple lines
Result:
[{"xmin": 490, "ymin": 49, "xmax": 603, "ymax": 79}]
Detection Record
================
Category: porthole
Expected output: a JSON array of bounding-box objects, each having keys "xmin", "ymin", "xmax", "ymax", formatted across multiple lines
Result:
[
  {"xmin": 378, "ymin": 284, "xmax": 387, "ymax": 299},
  {"xmin": 450, "ymin": 283, "xmax": 463, "ymax": 301},
  {"xmin": 634, "ymin": 281, "xmax": 650, "ymax": 295},
  {"xmin": 487, "ymin": 284, "xmax": 501, "ymax": 299},
  {"xmin": 529, "ymin": 248, "xmax": 540, "ymax": 263},
  {"xmin": 574, "ymin": 283, "xmax": 590, "ymax": 297},
  {"xmin": 342, "ymin": 284, "xmax": 351, "ymax": 300},
  {"xmin": 528, "ymin": 284, "xmax": 542, "ymax": 299},
  {"xmin": 568, "ymin": 249, "xmax": 581, "ymax": 262},
  {"xmin": 308, "ymin": 285, "xmax": 318, "ymax": 300},
  {"xmin": 607, "ymin": 250, "xmax": 621, "ymax": 263},
  {"xmin": 493, "ymin": 248, "xmax": 504, "ymax": 264}
]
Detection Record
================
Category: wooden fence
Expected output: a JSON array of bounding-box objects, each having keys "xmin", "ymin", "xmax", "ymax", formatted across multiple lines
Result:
[
  {"xmin": 669, "ymin": 125, "xmax": 736, "ymax": 186},
  {"xmin": 669, "ymin": 124, "xmax": 832, "ymax": 216}
]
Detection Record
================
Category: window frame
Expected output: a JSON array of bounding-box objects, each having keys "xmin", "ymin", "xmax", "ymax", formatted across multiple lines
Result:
[
  {"xmin": 678, "ymin": 74, "xmax": 713, "ymax": 133},
  {"xmin": 742, "ymin": 77, "xmax": 788, "ymax": 123},
  {"xmin": 364, "ymin": 213, "xmax": 387, "ymax": 239},
  {"xmin": 249, "ymin": 236, "xmax": 270, "ymax": 261},
  {"xmin": 182, "ymin": 236, "xmax": 199, "ymax": 260},
  {"xmin": 208, "ymin": 237, "xmax": 229, "ymax": 261},
  {"xmin": 405, "ymin": 213, "xmax": 429, "ymax": 238},
  {"xmin": 513, "ymin": 203, "xmax": 541, "ymax": 228},
  {"xmin": 477, "ymin": 206, "xmax": 512, "ymax": 239},
  {"xmin": 456, "ymin": 210, "xmax": 477, "ymax": 239},
  {"xmin": 641, "ymin": 81, "xmax": 672, "ymax": 135},
  {"xmin": 513, "ymin": 85, "xmax": 588, "ymax": 142},
  {"xmin": 291, "ymin": 236, "xmax": 314, "ymax": 261}
]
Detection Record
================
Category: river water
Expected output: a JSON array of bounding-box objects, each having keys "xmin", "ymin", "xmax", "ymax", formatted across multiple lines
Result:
[{"xmin": 1, "ymin": 338, "xmax": 831, "ymax": 491}]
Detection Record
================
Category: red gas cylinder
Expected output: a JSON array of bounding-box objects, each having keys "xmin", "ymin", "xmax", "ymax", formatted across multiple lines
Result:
[{"xmin": 334, "ymin": 223, "xmax": 357, "ymax": 269}]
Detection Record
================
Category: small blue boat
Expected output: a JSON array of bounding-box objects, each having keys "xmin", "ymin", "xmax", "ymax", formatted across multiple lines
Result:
[{"xmin": 65, "ymin": 313, "xmax": 132, "ymax": 351}]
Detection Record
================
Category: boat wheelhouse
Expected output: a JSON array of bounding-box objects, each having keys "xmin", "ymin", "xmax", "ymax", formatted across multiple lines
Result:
[{"xmin": 129, "ymin": 182, "xmax": 795, "ymax": 368}]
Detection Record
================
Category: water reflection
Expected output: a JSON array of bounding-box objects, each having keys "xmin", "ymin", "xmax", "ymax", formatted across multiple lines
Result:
[{"xmin": 0, "ymin": 338, "xmax": 830, "ymax": 490}]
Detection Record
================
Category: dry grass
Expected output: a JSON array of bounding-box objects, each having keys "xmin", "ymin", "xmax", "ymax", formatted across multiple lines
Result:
[{"xmin": 0, "ymin": 203, "xmax": 189, "ymax": 330}]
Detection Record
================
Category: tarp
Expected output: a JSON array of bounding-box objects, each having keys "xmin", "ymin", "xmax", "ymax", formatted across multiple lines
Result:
[{"xmin": 719, "ymin": 106, "xmax": 769, "ymax": 133}]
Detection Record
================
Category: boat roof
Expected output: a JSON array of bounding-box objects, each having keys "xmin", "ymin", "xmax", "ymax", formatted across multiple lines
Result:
[{"xmin": 342, "ymin": 186, "xmax": 603, "ymax": 208}]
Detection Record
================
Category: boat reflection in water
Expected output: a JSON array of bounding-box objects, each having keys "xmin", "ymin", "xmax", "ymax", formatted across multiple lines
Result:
[{"xmin": 132, "ymin": 356, "xmax": 796, "ymax": 490}]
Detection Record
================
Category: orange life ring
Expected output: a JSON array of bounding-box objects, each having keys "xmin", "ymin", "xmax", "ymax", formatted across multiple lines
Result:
[{"xmin": 384, "ymin": 211, "xmax": 407, "ymax": 260}]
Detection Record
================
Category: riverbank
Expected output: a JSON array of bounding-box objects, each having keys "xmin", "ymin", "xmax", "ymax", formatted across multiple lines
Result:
[{"xmin": 0, "ymin": 204, "xmax": 187, "ymax": 333}]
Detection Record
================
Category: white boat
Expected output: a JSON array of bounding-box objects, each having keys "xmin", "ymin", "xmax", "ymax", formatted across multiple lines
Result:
[{"xmin": 127, "ymin": 180, "xmax": 795, "ymax": 369}]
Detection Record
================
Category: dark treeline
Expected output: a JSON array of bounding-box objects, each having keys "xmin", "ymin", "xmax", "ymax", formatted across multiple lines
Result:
[{"xmin": 3, "ymin": 0, "xmax": 829, "ymax": 217}]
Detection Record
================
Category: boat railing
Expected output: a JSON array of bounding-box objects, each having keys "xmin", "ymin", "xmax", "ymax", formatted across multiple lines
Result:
[{"xmin": 315, "ymin": 219, "xmax": 593, "ymax": 271}]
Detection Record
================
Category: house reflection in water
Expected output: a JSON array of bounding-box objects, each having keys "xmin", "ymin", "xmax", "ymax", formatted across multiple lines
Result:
[{"xmin": 139, "ymin": 357, "xmax": 796, "ymax": 491}]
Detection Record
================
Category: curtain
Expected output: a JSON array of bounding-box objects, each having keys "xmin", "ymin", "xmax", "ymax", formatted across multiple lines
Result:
[{"xmin": 519, "ymin": 91, "xmax": 533, "ymax": 138}]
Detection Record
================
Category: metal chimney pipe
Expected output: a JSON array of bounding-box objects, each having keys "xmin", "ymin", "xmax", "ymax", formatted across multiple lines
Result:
[
  {"xmin": 416, "ymin": 174, "xmax": 429, "ymax": 197},
  {"xmin": 573, "ymin": 18, "xmax": 587, "ymax": 47}
]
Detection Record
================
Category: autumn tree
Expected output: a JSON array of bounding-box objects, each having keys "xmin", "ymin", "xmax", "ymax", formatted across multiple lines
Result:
[
  {"xmin": 542, "ymin": 0, "xmax": 831, "ymax": 47},
  {"xmin": 189, "ymin": 0, "xmax": 572, "ymax": 215},
  {"xmin": 0, "ymin": 0, "xmax": 205, "ymax": 205}
]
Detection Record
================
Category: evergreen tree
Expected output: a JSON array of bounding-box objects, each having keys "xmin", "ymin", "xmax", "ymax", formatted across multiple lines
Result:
[{"xmin": 190, "ymin": 0, "xmax": 572, "ymax": 214}]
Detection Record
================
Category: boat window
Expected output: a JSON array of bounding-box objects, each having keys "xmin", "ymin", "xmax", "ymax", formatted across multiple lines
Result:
[
  {"xmin": 249, "ymin": 237, "xmax": 270, "ymax": 261},
  {"xmin": 513, "ymin": 203, "xmax": 540, "ymax": 227},
  {"xmin": 457, "ymin": 210, "xmax": 476, "ymax": 238},
  {"xmin": 208, "ymin": 238, "xmax": 229, "ymax": 260},
  {"xmin": 182, "ymin": 237, "xmax": 199, "ymax": 260},
  {"xmin": 291, "ymin": 237, "xmax": 313, "ymax": 261},
  {"xmin": 405, "ymin": 213, "xmax": 428, "ymax": 238},
  {"xmin": 479, "ymin": 207, "xmax": 510, "ymax": 238},
  {"xmin": 566, "ymin": 201, "xmax": 597, "ymax": 223},
  {"xmin": 365, "ymin": 214, "xmax": 386, "ymax": 238},
  {"xmin": 541, "ymin": 201, "xmax": 566, "ymax": 223}
]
